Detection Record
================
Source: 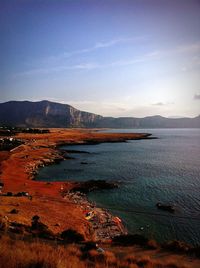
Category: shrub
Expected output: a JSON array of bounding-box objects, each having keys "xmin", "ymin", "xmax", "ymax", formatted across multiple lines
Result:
[
  {"xmin": 136, "ymin": 256, "xmax": 151, "ymax": 267},
  {"xmin": 81, "ymin": 241, "xmax": 97, "ymax": 252},
  {"xmin": 112, "ymin": 234, "xmax": 148, "ymax": 246},
  {"xmin": 87, "ymin": 249, "xmax": 105, "ymax": 263},
  {"xmin": 189, "ymin": 246, "xmax": 200, "ymax": 258},
  {"xmin": 9, "ymin": 209, "xmax": 19, "ymax": 214},
  {"xmin": 162, "ymin": 240, "xmax": 190, "ymax": 254},
  {"xmin": 60, "ymin": 229, "xmax": 84, "ymax": 243},
  {"xmin": 30, "ymin": 215, "xmax": 54, "ymax": 239},
  {"xmin": 146, "ymin": 239, "xmax": 159, "ymax": 250}
]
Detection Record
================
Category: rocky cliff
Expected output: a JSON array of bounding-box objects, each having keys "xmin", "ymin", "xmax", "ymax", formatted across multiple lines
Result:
[
  {"xmin": 0, "ymin": 100, "xmax": 199, "ymax": 128},
  {"xmin": 0, "ymin": 100, "xmax": 102, "ymax": 128}
]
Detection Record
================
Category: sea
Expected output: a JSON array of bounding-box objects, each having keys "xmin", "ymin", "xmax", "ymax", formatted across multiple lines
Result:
[{"xmin": 36, "ymin": 129, "xmax": 200, "ymax": 245}]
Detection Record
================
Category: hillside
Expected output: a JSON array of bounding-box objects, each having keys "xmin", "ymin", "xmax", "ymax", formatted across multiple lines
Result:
[
  {"xmin": 0, "ymin": 100, "xmax": 102, "ymax": 128},
  {"xmin": 0, "ymin": 100, "xmax": 199, "ymax": 128},
  {"xmin": 95, "ymin": 115, "xmax": 200, "ymax": 128},
  {"xmin": 1, "ymin": 128, "xmax": 200, "ymax": 268}
]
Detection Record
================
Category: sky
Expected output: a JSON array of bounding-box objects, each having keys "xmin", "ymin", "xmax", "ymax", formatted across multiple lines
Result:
[{"xmin": 0, "ymin": 0, "xmax": 200, "ymax": 118}]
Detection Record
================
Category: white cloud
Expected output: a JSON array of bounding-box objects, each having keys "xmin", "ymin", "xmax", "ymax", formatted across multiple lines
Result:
[
  {"xmin": 152, "ymin": 101, "xmax": 174, "ymax": 106},
  {"xmin": 72, "ymin": 63, "xmax": 100, "ymax": 70},
  {"xmin": 13, "ymin": 62, "xmax": 100, "ymax": 77},
  {"xmin": 13, "ymin": 50, "xmax": 158, "ymax": 77},
  {"xmin": 13, "ymin": 40, "xmax": 200, "ymax": 78},
  {"xmin": 152, "ymin": 102, "xmax": 164, "ymax": 106},
  {"xmin": 152, "ymin": 42, "xmax": 200, "ymax": 59},
  {"xmin": 46, "ymin": 36, "xmax": 145, "ymax": 62},
  {"xmin": 94, "ymin": 36, "xmax": 144, "ymax": 49}
]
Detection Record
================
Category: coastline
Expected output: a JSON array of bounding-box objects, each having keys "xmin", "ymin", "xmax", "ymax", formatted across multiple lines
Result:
[
  {"xmin": 0, "ymin": 128, "xmax": 151, "ymax": 240},
  {"xmin": 1, "ymin": 128, "xmax": 200, "ymax": 267}
]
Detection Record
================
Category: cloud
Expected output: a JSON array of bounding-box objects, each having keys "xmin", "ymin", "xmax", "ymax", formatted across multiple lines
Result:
[
  {"xmin": 181, "ymin": 56, "xmax": 200, "ymax": 72},
  {"xmin": 14, "ymin": 40, "xmax": 200, "ymax": 78},
  {"xmin": 194, "ymin": 94, "xmax": 200, "ymax": 100},
  {"xmin": 13, "ymin": 50, "xmax": 160, "ymax": 78},
  {"xmin": 13, "ymin": 66, "xmax": 66, "ymax": 77},
  {"xmin": 94, "ymin": 36, "xmax": 144, "ymax": 49},
  {"xmin": 152, "ymin": 102, "xmax": 164, "ymax": 106},
  {"xmin": 152, "ymin": 101, "xmax": 174, "ymax": 106},
  {"xmin": 39, "ymin": 40, "xmax": 200, "ymax": 68},
  {"xmin": 48, "ymin": 36, "xmax": 145, "ymax": 61},
  {"xmin": 144, "ymin": 42, "xmax": 200, "ymax": 62},
  {"xmin": 72, "ymin": 63, "xmax": 100, "ymax": 70},
  {"xmin": 13, "ymin": 62, "xmax": 100, "ymax": 77},
  {"xmin": 175, "ymin": 42, "xmax": 200, "ymax": 54}
]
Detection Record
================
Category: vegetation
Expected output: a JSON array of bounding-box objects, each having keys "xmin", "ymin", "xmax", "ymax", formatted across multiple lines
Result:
[
  {"xmin": 0, "ymin": 235, "xmax": 191, "ymax": 268},
  {"xmin": 0, "ymin": 138, "xmax": 23, "ymax": 151},
  {"xmin": 0, "ymin": 128, "xmax": 199, "ymax": 267},
  {"xmin": 0, "ymin": 126, "xmax": 50, "ymax": 136}
]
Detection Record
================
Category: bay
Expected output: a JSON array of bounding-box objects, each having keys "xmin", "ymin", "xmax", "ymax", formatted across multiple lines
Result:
[{"xmin": 36, "ymin": 129, "xmax": 200, "ymax": 245}]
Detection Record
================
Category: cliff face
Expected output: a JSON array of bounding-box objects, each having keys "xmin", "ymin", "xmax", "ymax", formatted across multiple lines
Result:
[
  {"xmin": 0, "ymin": 100, "xmax": 102, "ymax": 128},
  {"xmin": 0, "ymin": 100, "xmax": 199, "ymax": 128}
]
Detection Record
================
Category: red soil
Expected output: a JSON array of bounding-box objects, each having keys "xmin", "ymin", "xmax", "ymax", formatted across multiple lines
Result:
[
  {"xmin": 1, "ymin": 129, "xmax": 200, "ymax": 267},
  {"xmin": 0, "ymin": 129, "xmax": 148, "ymax": 238}
]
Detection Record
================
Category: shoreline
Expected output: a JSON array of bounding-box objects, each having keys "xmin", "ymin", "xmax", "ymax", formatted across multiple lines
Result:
[
  {"xmin": 62, "ymin": 189, "xmax": 127, "ymax": 241},
  {"xmin": 1, "ymin": 128, "xmax": 200, "ymax": 267},
  {"xmin": 0, "ymin": 128, "xmax": 151, "ymax": 241}
]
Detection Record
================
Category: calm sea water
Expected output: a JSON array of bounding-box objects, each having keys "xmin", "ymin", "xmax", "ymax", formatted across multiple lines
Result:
[{"xmin": 36, "ymin": 129, "xmax": 200, "ymax": 245}]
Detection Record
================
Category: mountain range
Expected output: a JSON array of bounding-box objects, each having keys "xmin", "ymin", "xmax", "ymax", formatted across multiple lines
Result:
[{"xmin": 0, "ymin": 100, "xmax": 199, "ymax": 128}]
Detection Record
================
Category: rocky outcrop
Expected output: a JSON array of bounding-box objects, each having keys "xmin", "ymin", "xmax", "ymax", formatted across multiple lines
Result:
[{"xmin": 69, "ymin": 180, "xmax": 119, "ymax": 193}]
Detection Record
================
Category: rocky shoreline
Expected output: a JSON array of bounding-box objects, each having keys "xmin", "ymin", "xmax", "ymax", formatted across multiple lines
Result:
[
  {"xmin": 63, "ymin": 188, "xmax": 127, "ymax": 241},
  {"xmin": 27, "ymin": 149, "xmax": 128, "ymax": 241},
  {"xmin": 1, "ymin": 129, "xmax": 200, "ymax": 268},
  {"xmin": 0, "ymin": 129, "xmax": 155, "ymax": 241}
]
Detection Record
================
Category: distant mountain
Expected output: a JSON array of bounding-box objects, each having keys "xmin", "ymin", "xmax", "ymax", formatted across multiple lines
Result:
[
  {"xmin": 94, "ymin": 115, "xmax": 200, "ymax": 128},
  {"xmin": 0, "ymin": 100, "xmax": 199, "ymax": 128},
  {"xmin": 0, "ymin": 100, "xmax": 102, "ymax": 128}
]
